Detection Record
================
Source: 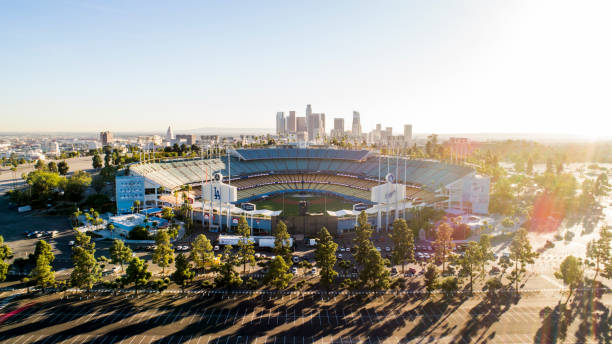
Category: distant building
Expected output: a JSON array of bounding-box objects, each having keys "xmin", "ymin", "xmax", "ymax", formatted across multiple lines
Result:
[
  {"xmin": 175, "ymin": 134, "xmax": 196, "ymax": 145},
  {"xmin": 296, "ymin": 116, "xmax": 307, "ymax": 132},
  {"xmin": 44, "ymin": 141, "xmax": 60, "ymax": 156},
  {"xmin": 351, "ymin": 111, "xmax": 362, "ymax": 138},
  {"xmin": 100, "ymin": 131, "xmax": 113, "ymax": 146},
  {"xmin": 332, "ymin": 118, "xmax": 345, "ymax": 138},
  {"xmin": 287, "ymin": 111, "xmax": 297, "ymax": 133},
  {"xmin": 166, "ymin": 125, "xmax": 174, "ymax": 140},
  {"xmin": 308, "ymin": 113, "xmax": 324, "ymax": 141},
  {"xmin": 404, "ymin": 124, "xmax": 412, "ymax": 142},
  {"xmin": 276, "ymin": 112, "xmax": 286, "ymax": 135}
]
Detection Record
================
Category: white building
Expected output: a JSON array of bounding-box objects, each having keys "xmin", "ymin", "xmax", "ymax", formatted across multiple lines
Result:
[
  {"xmin": 352, "ymin": 111, "xmax": 362, "ymax": 138},
  {"xmin": 276, "ymin": 112, "xmax": 286, "ymax": 135}
]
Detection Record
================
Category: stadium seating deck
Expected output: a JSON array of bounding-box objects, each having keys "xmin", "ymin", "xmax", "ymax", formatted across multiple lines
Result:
[{"xmin": 128, "ymin": 151, "xmax": 472, "ymax": 204}]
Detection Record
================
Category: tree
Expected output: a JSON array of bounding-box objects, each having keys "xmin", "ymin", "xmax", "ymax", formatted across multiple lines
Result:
[
  {"xmin": 0, "ymin": 236, "xmax": 13, "ymax": 282},
  {"xmin": 455, "ymin": 241, "xmax": 480, "ymax": 294},
  {"xmin": 390, "ymin": 218, "xmax": 414, "ymax": 273},
  {"xmin": 153, "ymin": 230, "xmax": 174, "ymax": 275},
  {"xmin": 353, "ymin": 211, "xmax": 374, "ymax": 269},
  {"xmin": 33, "ymin": 240, "xmax": 55, "ymax": 265},
  {"xmin": 57, "ymin": 161, "xmax": 69, "ymax": 175},
  {"xmin": 70, "ymin": 232, "xmax": 101, "ymax": 293},
  {"xmin": 434, "ymin": 222, "xmax": 454, "ymax": 274},
  {"xmin": 359, "ymin": 247, "xmax": 390, "ymax": 290},
  {"xmin": 128, "ymin": 226, "xmax": 149, "ymax": 240},
  {"xmin": 424, "ymin": 264, "xmax": 439, "ymax": 295},
  {"xmin": 477, "ymin": 234, "xmax": 494, "ymax": 281},
  {"xmin": 30, "ymin": 254, "xmax": 54, "ymax": 292},
  {"xmin": 314, "ymin": 227, "xmax": 338, "ymax": 290},
  {"xmin": 273, "ymin": 220, "xmax": 292, "ymax": 262},
  {"xmin": 236, "ymin": 216, "xmax": 255, "ymax": 275},
  {"xmin": 264, "ymin": 256, "xmax": 293, "ymax": 289},
  {"xmin": 47, "ymin": 161, "xmax": 58, "ymax": 173},
  {"xmin": 526, "ymin": 156, "xmax": 534, "ymax": 175},
  {"xmin": 485, "ymin": 277, "xmax": 503, "ymax": 304},
  {"xmin": 35, "ymin": 159, "xmax": 46, "ymax": 171},
  {"xmin": 64, "ymin": 171, "xmax": 92, "ymax": 202},
  {"xmin": 190, "ymin": 234, "xmax": 214, "ymax": 274},
  {"xmin": 586, "ymin": 225, "xmax": 612, "ymax": 287},
  {"xmin": 555, "ymin": 255, "xmax": 583, "ymax": 303},
  {"xmin": 92, "ymin": 154, "xmax": 103, "ymax": 169},
  {"xmin": 109, "ymin": 239, "xmax": 133, "ymax": 272},
  {"xmin": 171, "ymin": 253, "xmax": 194, "ymax": 293},
  {"xmin": 438, "ymin": 276, "xmax": 459, "ymax": 298},
  {"xmin": 508, "ymin": 228, "xmax": 538, "ymax": 295},
  {"xmin": 125, "ymin": 257, "xmax": 152, "ymax": 295},
  {"xmin": 215, "ymin": 246, "xmax": 242, "ymax": 289}
]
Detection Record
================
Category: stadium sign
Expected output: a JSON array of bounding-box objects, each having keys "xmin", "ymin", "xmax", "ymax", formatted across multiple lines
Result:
[
  {"xmin": 202, "ymin": 173, "xmax": 237, "ymax": 204},
  {"xmin": 353, "ymin": 203, "xmax": 369, "ymax": 211},
  {"xmin": 241, "ymin": 203, "xmax": 256, "ymax": 211}
]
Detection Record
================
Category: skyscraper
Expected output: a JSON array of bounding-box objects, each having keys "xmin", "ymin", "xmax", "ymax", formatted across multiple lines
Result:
[
  {"xmin": 276, "ymin": 112, "xmax": 286, "ymax": 135},
  {"xmin": 166, "ymin": 125, "xmax": 174, "ymax": 140},
  {"xmin": 305, "ymin": 104, "xmax": 313, "ymax": 139},
  {"xmin": 333, "ymin": 117, "xmax": 344, "ymax": 138},
  {"xmin": 352, "ymin": 111, "xmax": 362, "ymax": 138},
  {"xmin": 404, "ymin": 124, "xmax": 412, "ymax": 142},
  {"xmin": 296, "ymin": 117, "xmax": 307, "ymax": 132},
  {"xmin": 287, "ymin": 111, "xmax": 297, "ymax": 133}
]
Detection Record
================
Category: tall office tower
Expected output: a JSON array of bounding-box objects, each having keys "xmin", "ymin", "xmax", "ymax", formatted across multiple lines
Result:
[
  {"xmin": 320, "ymin": 113, "xmax": 326, "ymax": 133},
  {"xmin": 376, "ymin": 123, "xmax": 382, "ymax": 132},
  {"xmin": 404, "ymin": 124, "xmax": 412, "ymax": 142},
  {"xmin": 352, "ymin": 111, "xmax": 362, "ymax": 138},
  {"xmin": 100, "ymin": 131, "xmax": 113, "ymax": 146},
  {"xmin": 385, "ymin": 127, "xmax": 393, "ymax": 137},
  {"xmin": 166, "ymin": 125, "xmax": 174, "ymax": 140},
  {"xmin": 287, "ymin": 111, "xmax": 297, "ymax": 132},
  {"xmin": 333, "ymin": 117, "xmax": 344, "ymax": 137},
  {"xmin": 296, "ymin": 116, "xmax": 307, "ymax": 132},
  {"xmin": 308, "ymin": 113, "xmax": 323, "ymax": 141},
  {"xmin": 305, "ymin": 104, "xmax": 313, "ymax": 138},
  {"xmin": 276, "ymin": 112, "xmax": 286, "ymax": 135}
]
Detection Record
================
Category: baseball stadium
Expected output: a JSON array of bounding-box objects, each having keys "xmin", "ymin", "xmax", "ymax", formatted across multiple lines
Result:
[{"xmin": 117, "ymin": 147, "xmax": 490, "ymax": 235}]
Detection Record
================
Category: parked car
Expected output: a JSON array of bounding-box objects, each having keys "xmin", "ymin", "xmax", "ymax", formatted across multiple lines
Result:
[
  {"xmin": 385, "ymin": 247, "xmax": 391, "ymax": 252},
  {"xmin": 310, "ymin": 267, "xmax": 317, "ymax": 275},
  {"xmin": 489, "ymin": 266, "xmax": 501, "ymax": 275},
  {"xmin": 68, "ymin": 240, "xmax": 75, "ymax": 246},
  {"xmin": 337, "ymin": 253, "xmax": 343, "ymax": 259},
  {"xmin": 292, "ymin": 256, "xmax": 300, "ymax": 264},
  {"xmin": 291, "ymin": 267, "xmax": 298, "ymax": 275},
  {"xmin": 376, "ymin": 247, "xmax": 381, "ymax": 252},
  {"xmin": 213, "ymin": 245, "xmax": 220, "ymax": 251},
  {"xmin": 390, "ymin": 267, "xmax": 398, "ymax": 275}
]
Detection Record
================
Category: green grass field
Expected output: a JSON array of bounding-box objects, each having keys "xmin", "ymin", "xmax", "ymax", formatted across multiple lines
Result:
[{"xmin": 252, "ymin": 193, "xmax": 356, "ymax": 216}]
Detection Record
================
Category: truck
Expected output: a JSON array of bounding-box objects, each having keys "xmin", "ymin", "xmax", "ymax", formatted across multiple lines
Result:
[
  {"xmin": 256, "ymin": 236, "xmax": 293, "ymax": 249},
  {"xmin": 18, "ymin": 205, "xmax": 32, "ymax": 213}
]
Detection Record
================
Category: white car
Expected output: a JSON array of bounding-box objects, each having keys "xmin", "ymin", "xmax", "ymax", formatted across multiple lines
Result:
[
  {"xmin": 345, "ymin": 247, "xmax": 350, "ymax": 252},
  {"xmin": 68, "ymin": 240, "xmax": 75, "ymax": 246},
  {"xmin": 291, "ymin": 267, "xmax": 298, "ymax": 275},
  {"xmin": 338, "ymin": 253, "xmax": 343, "ymax": 259},
  {"xmin": 385, "ymin": 247, "xmax": 391, "ymax": 252},
  {"xmin": 376, "ymin": 247, "xmax": 381, "ymax": 252},
  {"xmin": 292, "ymin": 256, "xmax": 300, "ymax": 263},
  {"xmin": 213, "ymin": 245, "xmax": 220, "ymax": 251},
  {"xmin": 340, "ymin": 247, "xmax": 346, "ymax": 252}
]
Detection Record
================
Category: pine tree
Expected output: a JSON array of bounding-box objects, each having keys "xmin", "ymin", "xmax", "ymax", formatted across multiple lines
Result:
[
  {"xmin": 359, "ymin": 247, "xmax": 390, "ymax": 290},
  {"xmin": 31, "ymin": 254, "xmax": 54, "ymax": 292},
  {"xmin": 508, "ymin": 228, "xmax": 538, "ymax": 295},
  {"xmin": 424, "ymin": 264, "xmax": 438, "ymax": 296},
  {"xmin": 190, "ymin": 234, "xmax": 214, "ymax": 274},
  {"xmin": 171, "ymin": 253, "xmax": 194, "ymax": 293},
  {"xmin": 92, "ymin": 154, "xmax": 102, "ymax": 169},
  {"xmin": 126, "ymin": 257, "xmax": 152, "ymax": 295},
  {"xmin": 353, "ymin": 211, "xmax": 374, "ymax": 269},
  {"xmin": 478, "ymin": 234, "xmax": 494, "ymax": 281},
  {"xmin": 109, "ymin": 239, "xmax": 133, "ymax": 272},
  {"xmin": 314, "ymin": 227, "xmax": 338, "ymax": 290},
  {"xmin": 58, "ymin": 161, "xmax": 69, "ymax": 175},
  {"xmin": 273, "ymin": 220, "xmax": 292, "ymax": 262},
  {"xmin": 33, "ymin": 240, "xmax": 55, "ymax": 265},
  {"xmin": 215, "ymin": 246, "xmax": 242, "ymax": 289},
  {"xmin": 153, "ymin": 230, "xmax": 174, "ymax": 275},
  {"xmin": 236, "ymin": 216, "xmax": 255, "ymax": 275},
  {"xmin": 434, "ymin": 222, "xmax": 454, "ymax": 274},
  {"xmin": 0, "ymin": 235, "xmax": 12, "ymax": 282},
  {"xmin": 264, "ymin": 256, "xmax": 293, "ymax": 289},
  {"xmin": 555, "ymin": 255, "xmax": 583, "ymax": 303},
  {"xmin": 586, "ymin": 225, "xmax": 611, "ymax": 287},
  {"xmin": 455, "ymin": 241, "xmax": 480, "ymax": 294},
  {"xmin": 390, "ymin": 218, "xmax": 414, "ymax": 273},
  {"xmin": 70, "ymin": 232, "xmax": 101, "ymax": 293}
]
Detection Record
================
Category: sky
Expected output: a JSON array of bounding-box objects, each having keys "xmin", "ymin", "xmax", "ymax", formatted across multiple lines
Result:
[{"xmin": 1, "ymin": 0, "xmax": 611, "ymax": 137}]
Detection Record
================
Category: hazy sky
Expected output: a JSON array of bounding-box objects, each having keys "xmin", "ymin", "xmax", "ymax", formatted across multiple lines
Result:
[{"xmin": 1, "ymin": 1, "xmax": 611, "ymax": 136}]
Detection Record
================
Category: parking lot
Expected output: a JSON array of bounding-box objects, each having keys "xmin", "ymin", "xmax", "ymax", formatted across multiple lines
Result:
[{"xmin": 0, "ymin": 290, "xmax": 580, "ymax": 344}]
